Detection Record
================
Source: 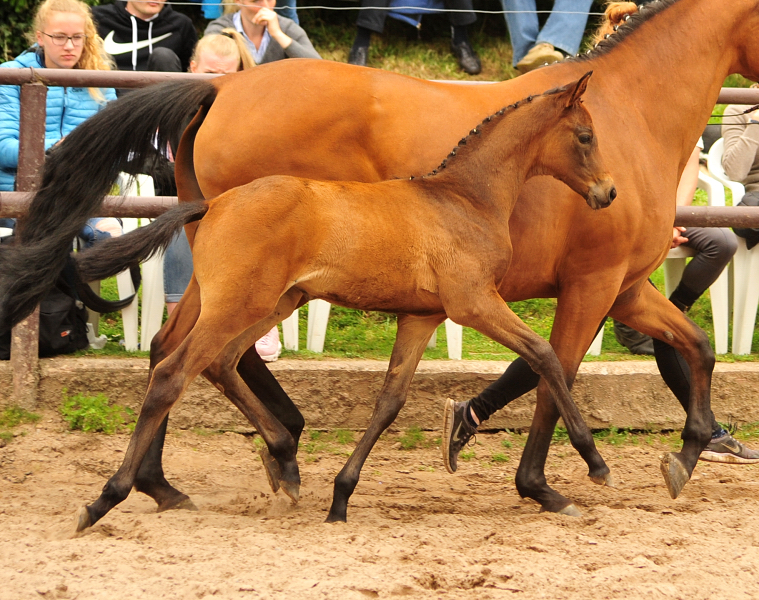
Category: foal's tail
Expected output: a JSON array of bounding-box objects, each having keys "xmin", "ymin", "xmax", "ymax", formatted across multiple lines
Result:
[
  {"xmin": 74, "ymin": 201, "xmax": 209, "ymax": 283},
  {"xmin": 0, "ymin": 79, "xmax": 218, "ymax": 330}
]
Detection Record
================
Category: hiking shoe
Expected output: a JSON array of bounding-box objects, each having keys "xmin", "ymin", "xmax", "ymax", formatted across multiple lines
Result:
[
  {"xmin": 450, "ymin": 40, "xmax": 482, "ymax": 75},
  {"xmin": 255, "ymin": 326, "xmax": 282, "ymax": 363},
  {"xmin": 700, "ymin": 433, "xmax": 759, "ymax": 464},
  {"xmin": 515, "ymin": 42, "xmax": 564, "ymax": 74},
  {"xmin": 613, "ymin": 320, "xmax": 654, "ymax": 355},
  {"xmin": 442, "ymin": 399, "xmax": 478, "ymax": 474}
]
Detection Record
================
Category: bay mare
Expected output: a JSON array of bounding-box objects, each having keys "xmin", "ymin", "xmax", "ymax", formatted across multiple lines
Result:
[
  {"xmin": 1, "ymin": 0, "xmax": 756, "ymax": 521},
  {"xmin": 70, "ymin": 76, "xmax": 616, "ymax": 529}
]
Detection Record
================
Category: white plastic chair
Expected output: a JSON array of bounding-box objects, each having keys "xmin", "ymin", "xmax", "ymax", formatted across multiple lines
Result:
[
  {"xmin": 706, "ymin": 138, "xmax": 758, "ymax": 354},
  {"xmin": 586, "ymin": 169, "xmax": 730, "ymax": 355},
  {"xmin": 281, "ymin": 302, "xmax": 463, "ymax": 358},
  {"xmin": 116, "ymin": 173, "xmax": 165, "ymax": 351}
]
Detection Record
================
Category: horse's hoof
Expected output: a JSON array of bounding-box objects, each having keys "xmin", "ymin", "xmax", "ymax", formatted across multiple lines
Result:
[
  {"xmin": 162, "ymin": 497, "xmax": 199, "ymax": 512},
  {"xmin": 660, "ymin": 452, "xmax": 690, "ymax": 499},
  {"xmin": 73, "ymin": 505, "xmax": 91, "ymax": 535},
  {"xmin": 279, "ymin": 479, "xmax": 300, "ymax": 505},
  {"xmin": 589, "ymin": 472, "xmax": 616, "ymax": 488},
  {"xmin": 540, "ymin": 503, "xmax": 582, "ymax": 517},
  {"xmin": 259, "ymin": 446, "xmax": 281, "ymax": 494}
]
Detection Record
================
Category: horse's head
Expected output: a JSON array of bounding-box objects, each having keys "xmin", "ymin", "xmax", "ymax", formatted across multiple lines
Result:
[{"xmin": 537, "ymin": 72, "xmax": 617, "ymax": 211}]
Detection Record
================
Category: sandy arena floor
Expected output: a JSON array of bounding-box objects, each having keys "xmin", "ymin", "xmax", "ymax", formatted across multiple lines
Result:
[{"xmin": 2, "ymin": 414, "xmax": 759, "ymax": 599}]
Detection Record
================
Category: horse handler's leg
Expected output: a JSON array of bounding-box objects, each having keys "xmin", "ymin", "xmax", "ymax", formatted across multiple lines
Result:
[
  {"xmin": 449, "ymin": 291, "xmax": 610, "ymax": 508},
  {"xmin": 327, "ymin": 313, "xmax": 444, "ymax": 523},
  {"xmin": 610, "ymin": 282, "xmax": 714, "ymax": 499},
  {"xmin": 131, "ymin": 276, "xmax": 202, "ymax": 512},
  {"xmin": 75, "ymin": 308, "xmax": 257, "ymax": 534}
]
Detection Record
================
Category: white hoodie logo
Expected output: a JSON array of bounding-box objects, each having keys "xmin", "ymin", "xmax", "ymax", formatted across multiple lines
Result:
[{"xmin": 102, "ymin": 30, "xmax": 173, "ymax": 55}]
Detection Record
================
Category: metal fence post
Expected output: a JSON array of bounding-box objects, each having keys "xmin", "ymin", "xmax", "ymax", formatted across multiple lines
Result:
[{"xmin": 11, "ymin": 82, "xmax": 47, "ymax": 410}]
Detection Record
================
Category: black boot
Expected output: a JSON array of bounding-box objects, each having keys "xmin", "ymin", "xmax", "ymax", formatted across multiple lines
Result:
[{"xmin": 613, "ymin": 320, "xmax": 655, "ymax": 355}]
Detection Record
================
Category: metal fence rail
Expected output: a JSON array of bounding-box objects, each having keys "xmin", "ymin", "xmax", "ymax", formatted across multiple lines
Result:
[{"xmin": 2, "ymin": 67, "xmax": 759, "ymax": 407}]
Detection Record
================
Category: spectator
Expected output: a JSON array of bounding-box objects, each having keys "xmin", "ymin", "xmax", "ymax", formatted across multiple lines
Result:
[
  {"xmin": 503, "ymin": 0, "xmax": 593, "ymax": 74},
  {"xmin": 190, "ymin": 29, "xmax": 256, "ymax": 72},
  {"xmin": 347, "ymin": 0, "xmax": 481, "ymax": 75},
  {"xmin": 0, "ymin": 0, "xmax": 121, "ymax": 245},
  {"xmin": 93, "ymin": 0, "xmax": 197, "ymax": 72},
  {"xmin": 205, "ymin": 0, "xmax": 320, "ymax": 65}
]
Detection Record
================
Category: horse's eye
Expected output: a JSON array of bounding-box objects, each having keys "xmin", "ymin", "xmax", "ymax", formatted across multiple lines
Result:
[{"xmin": 578, "ymin": 133, "xmax": 593, "ymax": 144}]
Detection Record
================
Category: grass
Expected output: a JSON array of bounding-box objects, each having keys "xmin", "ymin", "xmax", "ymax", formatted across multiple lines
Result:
[
  {"xmin": 59, "ymin": 390, "xmax": 136, "ymax": 434},
  {"xmin": 0, "ymin": 406, "xmax": 40, "ymax": 443}
]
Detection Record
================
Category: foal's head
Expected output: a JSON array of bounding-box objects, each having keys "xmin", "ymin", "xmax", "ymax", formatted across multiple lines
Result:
[{"xmin": 533, "ymin": 72, "xmax": 616, "ymax": 210}]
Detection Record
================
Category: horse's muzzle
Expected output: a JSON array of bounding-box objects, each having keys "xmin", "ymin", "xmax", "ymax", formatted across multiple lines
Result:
[{"xmin": 586, "ymin": 179, "xmax": 617, "ymax": 210}]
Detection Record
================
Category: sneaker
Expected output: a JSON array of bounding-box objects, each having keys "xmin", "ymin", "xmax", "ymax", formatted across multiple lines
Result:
[
  {"xmin": 255, "ymin": 326, "xmax": 282, "ymax": 363},
  {"xmin": 348, "ymin": 46, "xmax": 368, "ymax": 67},
  {"xmin": 442, "ymin": 399, "xmax": 478, "ymax": 474},
  {"xmin": 450, "ymin": 40, "xmax": 482, "ymax": 75},
  {"xmin": 612, "ymin": 320, "xmax": 654, "ymax": 355},
  {"xmin": 700, "ymin": 433, "xmax": 759, "ymax": 464},
  {"xmin": 515, "ymin": 42, "xmax": 564, "ymax": 74}
]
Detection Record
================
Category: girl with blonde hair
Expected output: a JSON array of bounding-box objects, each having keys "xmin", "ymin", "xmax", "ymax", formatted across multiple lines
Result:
[
  {"xmin": 0, "ymin": 0, "xmax": 120, "ymax": 244},
  {"xmin": 190, "ymin": 28, "xmax": 256, "ymax": 73}
]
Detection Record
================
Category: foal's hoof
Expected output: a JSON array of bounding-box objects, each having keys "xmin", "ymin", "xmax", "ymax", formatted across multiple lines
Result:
[
  {"xmin": 259, "ymin": 447, "xmax": 281, "ymax": 494},
  {"xmin": 73, "ymin": 505, "xmax": 92, "ymax": 535},
  {"xmin": 660, "ymin": 452, "xmax": 690, "ymax": 499},
  {"xmin": 589, "ymin": 472, "xmax": 616, "ymax": 488},
  {"xmin": 279, "ymin": 478, "xmax": 300, "ymax": 505},
  {"xmin": 540, "ymin": 503, "xmax": 582, "ymax": 517}
]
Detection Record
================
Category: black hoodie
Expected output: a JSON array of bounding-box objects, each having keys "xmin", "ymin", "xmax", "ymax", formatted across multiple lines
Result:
[{"xmin": 92, "ymin": 1, "xmax": 197, "ymax": 72}]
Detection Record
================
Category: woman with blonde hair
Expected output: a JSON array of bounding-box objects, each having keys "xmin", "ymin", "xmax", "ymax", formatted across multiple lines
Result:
[
  {"xmin": 0, "ymin": 0, "xmax": 120, "ymax": 246},
  {"xmin": 190, "ymin": 28, "xmax": 255, "ymax": 73}
]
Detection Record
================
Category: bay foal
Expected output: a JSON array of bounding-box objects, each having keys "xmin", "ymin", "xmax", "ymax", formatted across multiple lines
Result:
[{"xmin": 71, "ymin": 74, "xmax": 615, "ymax": 529}]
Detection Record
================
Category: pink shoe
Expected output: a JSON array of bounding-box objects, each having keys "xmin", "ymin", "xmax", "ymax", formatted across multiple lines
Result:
[{"xmin": 255, "ymin": 326, "xmax": 282, "ymax": 362}]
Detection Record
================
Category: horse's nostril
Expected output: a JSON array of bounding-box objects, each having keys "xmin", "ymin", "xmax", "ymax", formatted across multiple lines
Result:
[{"xmin": 609, "ymin": 186, "xmax": 617, "ymax": 202}]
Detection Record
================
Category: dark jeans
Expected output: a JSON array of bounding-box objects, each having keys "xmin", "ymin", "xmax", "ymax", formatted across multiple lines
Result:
[{"xmin": 356, "ymin": 0, "xmax": 476, "ymax": 33}]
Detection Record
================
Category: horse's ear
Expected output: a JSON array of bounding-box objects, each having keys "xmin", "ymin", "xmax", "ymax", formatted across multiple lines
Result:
[{"xmin": 565, "ymin": 71, "xmax": 593, "ymax": 108}]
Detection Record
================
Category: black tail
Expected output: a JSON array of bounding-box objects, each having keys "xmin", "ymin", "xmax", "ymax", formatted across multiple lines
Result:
[
  {"xmin": 74, "ymin": 201, "xmax": 209, "ymax": 283},
  {"xmin": 0, "ymin": 79, "xmax": 217, "ymax": 330}
]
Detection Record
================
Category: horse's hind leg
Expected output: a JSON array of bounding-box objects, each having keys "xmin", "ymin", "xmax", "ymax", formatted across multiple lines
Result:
[
  {"xmin": 131, "ymin": 277, "xmax": 202, "ymax": 512},
  {"xmin": 327, "ymin": 313, "xmax": 444, "ymax": 523},
  {"xmin": 610, "ymin": 282, "xmax": 714, "ymax": 499},
  {"xmin": 77, "ymin": 304, "xmax": 264, "ymax": 532}
]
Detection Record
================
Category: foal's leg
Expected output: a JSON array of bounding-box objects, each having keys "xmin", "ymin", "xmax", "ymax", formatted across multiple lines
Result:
[
  {"xmin": 447, "ymin": 290, "xmax": 610, "ymax": 510},
  {"xmin": 327, "ymin": 313, "xmax": 444, "ymax": 523},
  {"xmin": 609, "ymin": 282, "xmax": 714, "ymax": 499},
  {"xmin": 75, "ymin": 306, "xmax": 268, "ymax": 532}
]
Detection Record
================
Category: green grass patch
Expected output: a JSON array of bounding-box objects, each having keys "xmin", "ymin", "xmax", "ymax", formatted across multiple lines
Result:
[
  {"xmin": 0, "ymin": 406, "xmax": 40, "ymax": 428},
  {"xmin": 60, "ymin": 390, "xmax": 136, "ymax": 434},
  {"xmin": 398, "ymin": 426, "xmax": 427, "ymax": 450},
  {"xmin": 490, "ymin": 452, "xmax": 510, "ymax": 463}
]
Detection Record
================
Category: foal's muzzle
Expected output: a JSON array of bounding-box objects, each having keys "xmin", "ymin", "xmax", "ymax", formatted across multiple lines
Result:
[{"xmin": 586, "ymin": 178, "xmax": 617, "ymax": 210}]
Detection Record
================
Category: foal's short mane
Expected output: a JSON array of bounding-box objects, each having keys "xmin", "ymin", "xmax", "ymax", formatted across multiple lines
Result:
[
  {"xmin": 417, "ymin": 85, "xmax": 571, "ymax": 179},
  {"xmin": 573, "ymin": 0, "xmax": 677, "ymax": 63}
]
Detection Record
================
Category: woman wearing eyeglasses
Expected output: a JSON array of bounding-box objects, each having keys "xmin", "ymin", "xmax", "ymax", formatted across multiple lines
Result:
[{"xmin": 0, "ymin": 0, "xmax": 120, "ymax": 244}]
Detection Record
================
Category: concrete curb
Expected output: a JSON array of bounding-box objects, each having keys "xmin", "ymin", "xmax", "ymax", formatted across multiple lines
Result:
[{"xmin": 2, "ymin": 358, "xmax": 758, "ymax": 432}]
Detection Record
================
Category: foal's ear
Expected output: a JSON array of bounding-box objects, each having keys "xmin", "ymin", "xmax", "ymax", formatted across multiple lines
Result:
[{"xmin": 565, "ymin": 71, "xmax": 593, "ymax": 108}]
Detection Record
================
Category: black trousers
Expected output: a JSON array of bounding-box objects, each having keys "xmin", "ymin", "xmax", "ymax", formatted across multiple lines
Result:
[{"xmin": 356, "ymin": 0, "xmax": 476, "ymax": 33}]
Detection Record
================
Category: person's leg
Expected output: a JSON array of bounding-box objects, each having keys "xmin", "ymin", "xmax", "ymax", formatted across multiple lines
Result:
[
  {"xmin": 276, "ymin": 0, "xmax": 298, "ymax": 25},
  {"xmin": 502, "ymin": 0, "xmax": 539, "ymax": 66},
  {"xmin": 164, "ymin": 229, "xmax": 193, "ymax": 316},
  {"xmin": 146, "ymin": 47, "xmax": 182, "ymax": 72},
  {"xmin": 79, "ymin": 218, "xmax": 122, "ymax": 250},
  {"xmin": 350, "ymin": 0, "xmax": 390, "ymax": 65},
  {"xmin": 446, "ymin": 0, "xmax": 480, "ymax": 74},
  {"xmin": 535, "ymin": 0, "xmax": 593, "ymax": 56}
]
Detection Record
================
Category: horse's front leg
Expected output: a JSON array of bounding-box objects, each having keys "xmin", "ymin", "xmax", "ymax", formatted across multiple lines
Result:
[
  {"xmin": 327, "ymin": 313, "xmax": 444, "ymax": 523},
  {"xmin": 610, "ymin": 282, "xmax": 714, "ymax": 499},
  {"xmin": 448, "ymin": 289, "xmax": 610, "ymax": 496}
]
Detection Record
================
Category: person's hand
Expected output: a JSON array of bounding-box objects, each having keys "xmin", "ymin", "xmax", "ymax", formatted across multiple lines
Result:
[
  {"xmin": 671, "ymin": 226, "xmax": 688, "ymax": 248},
  {"xmin": 253, "ymin": 7, "xmax": 282, "ymax": 36}
]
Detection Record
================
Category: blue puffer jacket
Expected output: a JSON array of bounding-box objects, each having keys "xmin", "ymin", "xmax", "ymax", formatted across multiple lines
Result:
[{"xmin": 0, "ymin": 48, "xmax": 117, "ymax": 191}]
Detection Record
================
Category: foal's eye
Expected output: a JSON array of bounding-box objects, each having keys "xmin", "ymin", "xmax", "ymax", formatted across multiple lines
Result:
[{"xmin": 578, "ymin": 133, "xmax": 593, "ymax": 145}]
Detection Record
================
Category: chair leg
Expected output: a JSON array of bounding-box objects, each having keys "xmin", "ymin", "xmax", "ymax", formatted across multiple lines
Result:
[
  {"xmin": 734, "ymin": 243, "xmax": 759, "ymax": 355},
  {"xmin": 444, "ymin": 319, "xmax": 462, "ymax": 360},
  {"xmin": 117, "ymin": 269, "xmax": 139, "ymax": 352},
  {"xmin": 140, "ymin": 250, "xmax": 165, "ymax": 351},
  {"xmin": 426, "ymin": 328, "xmax": 437, "ymax": 349},
  {"xmin": 281, "ymin": 309, "xmax": 299, "ymax": 351},
  {"xmin": 663, "ymin": 257, "xmax": 686, "ymax": 298},
  {"xmin": 306, "ymin": 299, "xmax": 331, "ymax": 353},
  {"xmin": 710, "ymin": 264, "xmax": 730, "ymax": 355},
  {"xmin": 586, "ymin": 327, "xmax": 603, "ymax": 356}
]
